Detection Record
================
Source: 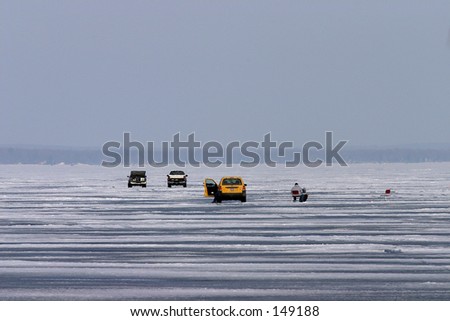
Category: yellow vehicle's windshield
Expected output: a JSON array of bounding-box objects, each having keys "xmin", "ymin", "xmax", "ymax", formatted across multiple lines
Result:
[{"xmin": 222, "ymin": 178, "xmax": 242, "ymax": 185}]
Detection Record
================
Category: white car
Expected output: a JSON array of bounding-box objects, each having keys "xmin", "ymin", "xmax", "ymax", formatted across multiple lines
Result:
[{"xmin": 167, "ymin": 170, "xmax": 188, "ymax": 188}]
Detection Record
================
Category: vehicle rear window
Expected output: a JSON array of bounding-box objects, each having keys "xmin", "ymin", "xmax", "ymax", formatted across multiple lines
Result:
[
  {"xmin": 222, "ymin": 178, "xmax": 242, "ymax": 185},
  {"xmin": 170, "ymin": 171, "xmax": 185, "ymax": 175}
]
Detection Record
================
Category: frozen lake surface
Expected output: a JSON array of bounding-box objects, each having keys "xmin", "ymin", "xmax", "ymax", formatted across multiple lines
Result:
[{"xmin": 0, "ymin": 163, "xmax": 449, "ymax": 300}]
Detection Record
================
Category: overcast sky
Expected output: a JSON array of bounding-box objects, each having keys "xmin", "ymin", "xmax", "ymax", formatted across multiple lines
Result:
[{"xmin": 1, "ymin": 0, "xmax": 450, "ymax": 148}]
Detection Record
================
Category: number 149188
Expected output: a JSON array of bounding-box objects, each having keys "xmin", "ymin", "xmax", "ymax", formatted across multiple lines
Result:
[{"xmin": 273, "ymin": 306, "xmax": 319, "ymax": 317}]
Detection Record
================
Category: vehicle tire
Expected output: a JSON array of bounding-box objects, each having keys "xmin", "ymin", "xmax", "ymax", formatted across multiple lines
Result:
[
  {"xmin": 183, "ymin": 183, "xmax": 187, "ymax": 188},
  {"xmin": 168, "ymin": 183, "xmax": 172, "ymax": 188},
  {"xmin": 241, "ymin": 196, "xmax": 247, "ymax": 203},
  {"xmin": 128, "ymin": 184, "xmax": 132, "ymax": 188},
  {"xmin": 142, "ymin": 185, "xmax": 146, "ymax": 188}
]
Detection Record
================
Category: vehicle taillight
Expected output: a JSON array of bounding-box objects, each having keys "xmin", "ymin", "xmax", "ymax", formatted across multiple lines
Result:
[
  {"xmin": 242, "ymin": 185, "xmax": 246, "ymax": 191},
  {"xmin": 219, "ymin": 186, "xmax": 222, "ymax": 191}
]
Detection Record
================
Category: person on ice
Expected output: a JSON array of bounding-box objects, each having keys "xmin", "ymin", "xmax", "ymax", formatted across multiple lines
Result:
[
  {"xmin": 211, "ymin": 185, "xmax": 220, "ymax": 203},
  {"xmin": 291, "ymin": 183, "xmax": 308, "ymax": 202}
]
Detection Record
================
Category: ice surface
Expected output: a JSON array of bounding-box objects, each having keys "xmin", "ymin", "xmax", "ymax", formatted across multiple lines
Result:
[{"xmin": 0, "ymin": 163, "xmax": 449, "ymax": 300}]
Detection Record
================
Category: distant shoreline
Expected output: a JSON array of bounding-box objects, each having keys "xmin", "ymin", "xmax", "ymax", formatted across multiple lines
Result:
[{"xmin": 1, "ymin": 146, "xmax": 450, "ymax": 165}]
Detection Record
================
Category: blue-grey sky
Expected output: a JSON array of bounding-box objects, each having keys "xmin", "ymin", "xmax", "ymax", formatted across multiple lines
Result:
[{"xmin": 1, "ymin": 0, "xmax": 450, "ymax": 148}]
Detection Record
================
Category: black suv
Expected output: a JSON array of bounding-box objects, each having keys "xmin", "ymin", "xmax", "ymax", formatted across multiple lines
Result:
[
  {"xmin": 128, "ymin": 171, "xmax": 147, "ymax": 188},
  {"xmin": 167, "ymin": 170, "xmax": 188, "ymax": 187}
]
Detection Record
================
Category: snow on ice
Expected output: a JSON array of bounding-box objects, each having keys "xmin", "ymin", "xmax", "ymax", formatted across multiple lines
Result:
[{"xmin": 0, "ymin": 163, "xmax": 449, "ymax": 300}]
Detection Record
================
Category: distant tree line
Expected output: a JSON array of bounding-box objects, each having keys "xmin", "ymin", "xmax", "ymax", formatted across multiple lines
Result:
[
  {"xmin": 341, "ymin": 148, "xmax": 450, "ymax": 163},
  {"xmin": 0, "ymin": 147, "xmax": 103, "ymax": 165},
  {"xmin": 1, "ymin": 146, "xmax": 449, "ymax": 165}
]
